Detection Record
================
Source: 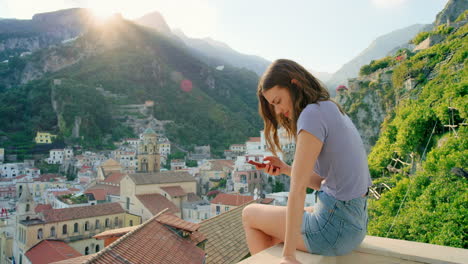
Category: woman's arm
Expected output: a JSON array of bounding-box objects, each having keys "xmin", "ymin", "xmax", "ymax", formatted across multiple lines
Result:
[
  {"xmin": 282, "ymin": 130, "xmax": 323, "ymax": 259},
  {"xmin": 283, "ymin": 166, "xmax": 323, "ymax": 190}
]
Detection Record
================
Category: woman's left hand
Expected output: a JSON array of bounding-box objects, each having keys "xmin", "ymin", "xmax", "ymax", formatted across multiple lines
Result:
[{"xmin": 279, "ymin": 256, "xmax": 302, "ymax": 264}]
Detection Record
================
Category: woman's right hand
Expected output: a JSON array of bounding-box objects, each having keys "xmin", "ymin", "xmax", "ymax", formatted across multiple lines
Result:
[{"xmin": 259, "ymin": 156, "xmax": 291, "ymax": 176}]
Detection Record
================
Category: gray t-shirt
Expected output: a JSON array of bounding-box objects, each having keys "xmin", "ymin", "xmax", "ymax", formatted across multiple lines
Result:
[{"xmin": 297, "ymin": 101, "xmax": 372, "ymax": 201}]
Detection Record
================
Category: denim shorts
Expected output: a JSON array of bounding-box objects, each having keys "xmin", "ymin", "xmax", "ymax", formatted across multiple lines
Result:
[{"xmin": 301, "ymin": 190, "xmax": 368, "ymax": 256}]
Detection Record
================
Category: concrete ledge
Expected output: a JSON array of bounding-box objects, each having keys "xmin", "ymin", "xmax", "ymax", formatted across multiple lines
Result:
[
  {"xmin": 356, "ymin": 235, "xmax": 468, "ymax": 264},
  {"xmin": 238, "ymin": 235, "xmax": 468, "ymax": 264}
]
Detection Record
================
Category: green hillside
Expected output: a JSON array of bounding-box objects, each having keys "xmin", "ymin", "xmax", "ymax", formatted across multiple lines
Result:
[
  {"xmin": 361, "ymin": 22, "xmax": 467, "ymax": 248},
  {"xmin": 0, "ymin": 18, "xmax": 262, "ymax": 157}
]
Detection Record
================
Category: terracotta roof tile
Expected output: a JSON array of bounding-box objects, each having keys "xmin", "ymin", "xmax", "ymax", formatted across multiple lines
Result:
[
  {"xmin": 36, "ymin": 174, "xmax": 66, "ymax": 182},
  {"xmin": 84, "ymin": 189, "xmax": 107, "ymax": 201},
  {"xmin": 41, "ymin": 203, "xmax": 124, "ymax": 223},
  {"xmin": 35, "ymin": 204, "xmax": 53, "ymax": 213},
  {"xmin": 200, "ymin": 201, "xmax": 255, "ymax": 264},
  {"xmin": 93, "ymin": 226, "xmax": 138, "ymax": 239},
  {"xmin": 247, "ymin": 137, "xmax": 261, "ymax": 142},
  {"xmin": 189, "ymin": 231, "xmax": 207, "ymax": 245},
  {"xmin": 156, "ymin": 214, "xmax": 200, "ymax": 232},
  {"xmin": 210, "ymin": 193, "xmax": 254, "ymax": 206},
  {"xmin": 128, "ymin": 171, "xmax": 195, "ymax": 185},
  {"xmin": 86, "ymin": 184, "xmax": 120, "ymax": 196},
  {"xmin": 61, "ymin": 211, "xmax": 205, "ymax": 264},
  {"xmin": 51, "ymin": 254, "xmax": 96, "ymax": 264},
  {"xmin": 25, "ymin": 240, "xmax": 82, "ymax": 264},
  {"xmin": 260, "ymin": 198, "xmax": 275, "ymax": 204},
  {"xmin": 207, "ymin": 160, "xmax": 235, "ymax": 171},
  {"xmin": 136, "ymin": 194, "xmax": 180, "ymax": 215},
  {"xmin": 102, "ymin": 172, "xmax": 126, "ymax": 184},
  {"xmin": 160, "ymin": 186, "xmax": 187, "ymax": 197}
]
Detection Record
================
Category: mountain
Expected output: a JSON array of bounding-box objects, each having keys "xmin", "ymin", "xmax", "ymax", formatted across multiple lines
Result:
[
  {"xmin": 0, "ymin": 14, "xmax": 262, "ymax": 157},
  {"xmin": 134, "ymin": 11, "xmax": 171, "ymax": 35},
  {"xmin": 326, "ymin": 23, "xmax": 430, "ymax": 93},
  {"xmin": 309, "ymin": 69, "xmax": 332, "ymax": 83},
  {"xmin": 133, "ymin": 11, "xmax": 271, "ymax": 76},
  {"xmin": 434, "ymin": 0, "xmax": 468, "ymax": 26},
  {"xmin": 171, "ymin": 28, "xmax": 271, "ymax": 77},
  {"xmin": 0, "ymin": 8, "xmax": 96, "ymax": 62}
]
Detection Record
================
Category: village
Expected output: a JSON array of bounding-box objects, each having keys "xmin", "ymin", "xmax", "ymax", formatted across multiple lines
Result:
[{"xmin": 0, "ymin": 111, "xmax": 322, "ymax": 263}]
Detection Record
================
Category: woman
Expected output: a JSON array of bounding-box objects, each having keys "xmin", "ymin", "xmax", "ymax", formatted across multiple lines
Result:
[{"xmin": 242, "ymin": 59, "xmax": 372, "ymax": 264}]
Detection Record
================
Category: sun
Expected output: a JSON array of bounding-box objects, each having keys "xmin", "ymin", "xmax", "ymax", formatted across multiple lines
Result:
[{"xmin": 90, "ymin": 5, "xmax": 120, "ymax": 21}]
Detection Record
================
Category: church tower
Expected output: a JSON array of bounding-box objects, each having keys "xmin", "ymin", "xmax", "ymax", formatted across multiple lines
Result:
[
  {"xmin": 137, "ymin": 127, "xmax": 160, "ymax": 172},
  {"xmin": 16, "ymin": 183, "xmax": 37, "ymax": 222}
]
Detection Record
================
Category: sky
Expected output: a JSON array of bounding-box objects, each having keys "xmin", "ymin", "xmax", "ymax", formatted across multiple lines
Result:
[{"xmin": 0, "ymin": 0, "xmax": 448, "ymax": 73}]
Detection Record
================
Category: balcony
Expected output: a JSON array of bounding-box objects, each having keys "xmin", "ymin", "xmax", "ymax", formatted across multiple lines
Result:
[{"xmin": 238, "ymin": 235, "xmax": 468, "ymax": 264}]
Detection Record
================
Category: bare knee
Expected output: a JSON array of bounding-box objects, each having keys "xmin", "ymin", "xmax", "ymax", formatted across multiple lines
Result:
[{"xmin": 242, "ymin": 204, "xmax": 258, "ymax": 227}]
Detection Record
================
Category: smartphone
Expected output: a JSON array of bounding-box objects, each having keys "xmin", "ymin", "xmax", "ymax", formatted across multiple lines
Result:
[{"xmin": 247, "ymin": 160, "xmax": 279, "ymax": 171}]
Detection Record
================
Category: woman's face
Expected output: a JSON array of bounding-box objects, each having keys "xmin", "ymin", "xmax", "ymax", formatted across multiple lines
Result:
[{"xmin": 262, "ymin": 85, "xmax": 293, "ymax": 120}]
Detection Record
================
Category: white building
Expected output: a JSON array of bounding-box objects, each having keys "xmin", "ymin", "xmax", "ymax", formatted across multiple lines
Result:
[
  {"xmin": 159, "ymin": 140, "xmax": 171, "ymax": 156},
  {"xmin": 47, "ymin": 149, "xmax": 64, "ymax": 164},
  {"xmin": 0, "ymin": 163, "xmax": 26, "ymax": 178},
  {"xmin": 64, "ymin": 148, "xmax": 74, "ymax": 160},
  {"xmin": 266, "ymin": 192, "xmax": 316, "ymax": 207},
  {"xmin": 260, "ymin": 127, "xmax": 296, "ymax": 161},
  {"xmin": 229, "ymin": 144, "xmax": 246, "ymax": 153},
  {"xmin": 171, "ymin": 159, "xmax": 186, "ymax": 170},
  {"xmin": 123, "ymin": 138, "xmax": 140, "ymax": 148},
  {"xmin": 245, "ymin": 137, "xmax": 263, "ymax": 155},
  {"xmin": 182, "ymin": 200, "xmax": 211, "ymax": 223}
]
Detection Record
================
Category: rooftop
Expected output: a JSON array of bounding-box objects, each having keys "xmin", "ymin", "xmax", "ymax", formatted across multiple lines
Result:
[
  {"xmin": 128, "ymin": 171, "xmax": 196, "ymax": 185},
  {"xmin": 156, "ymin": 213, "xmax": 200, "ymax": 232},
  {"xmin": 136, "ymin": 193, "xmax": 180, "ymax": 215},
  {"xmin": 210, "ymin": 193, "xmax": 254, "ymax": 206},
  {"xmin": 84, "ymin": 189, "xmax": 107, "ymax": 201},
  {"xmin": 160, "ymin": 185, "xmax": 187, "ymax": 197},
  {"xmin": 25, "ymin": 240, "xmax": 82, "ymax": 264},
  {"xmin": 102, "ymin": 171, "xmax": 126, "ymax": 184},
  {"xmin": 86, "ymin": 184, "xmax": 120, "ymax": 196},
  {"xmin": 199, "ymin": 200, "xmax": 255, "ymax": 264},
  {"xmin": 54, "ymin": 210, "xmax": 205, "ymax": 264},
  {"xmin": 38, "ymin": 203, "xmax": 124, "ymax": 224}
]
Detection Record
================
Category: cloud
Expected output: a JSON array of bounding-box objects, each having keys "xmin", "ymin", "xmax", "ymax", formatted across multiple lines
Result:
[{"xmin": 370, "ymin": 0, "xmax": 407, "ymax": 8}]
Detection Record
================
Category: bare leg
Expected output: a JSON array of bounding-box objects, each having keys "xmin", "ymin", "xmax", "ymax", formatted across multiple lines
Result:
[{"xmin": 242, "ymin": 204, "xmax": 313, "ymax": 255}]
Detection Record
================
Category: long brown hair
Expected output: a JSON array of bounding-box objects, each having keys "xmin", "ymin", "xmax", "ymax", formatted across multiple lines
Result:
[{"xmin": 257, "ymin": 59, "xmax": 345, "ymax": 156}]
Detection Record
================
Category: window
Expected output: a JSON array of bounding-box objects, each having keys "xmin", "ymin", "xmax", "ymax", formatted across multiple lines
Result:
[
  {"xmin": 25, "ymin": 204, "xmax": 30, "ymax": 212},
  {"xmin": 114, "ymin": 217, "xmax": 119, "ymax": 227},
  {"xmin": 74, "ymin": 223, "xmax": 79, "ymax": 233},
  {"xmin": 95, "ymin": 244, "xmax": 100, "ymax": 252},
  {"xmin": 225, "ymin": 206, "xmax": 230, "ymax": 212},
  {"xmin": 95, "ymin": 219, "xmax": 100, "ymax": 229},
  {"xmin": 37, "ymin": 228, "xmax": 43, "ymax": 239},
  {"xmin": 126, "ymin": 197, "xmax": 130, "ymax": 210},
  {"xmin": 84, "ymin": 221, "xmax": 90, "ymax": 231},
  {"xmin": 62, "ymin": 224, "xmax": 67, "ymax": 235},
  {"xmin": 50, "ymin": 227, "xmax": 56, "ymax": 237},
  {"xmin": 105, "ymin": 218, "xmax": 110, "ymax": 227},
  {"xmin": 129, "ymin": 220, "xmax": 133, "ymax": 226},
  {"xmin": 216, "ymin": 205, "xmax": 220, "ymax": 215},
  {"xmin": 85, "ymin": 247, "xmax": 89, "ymax": 255}
]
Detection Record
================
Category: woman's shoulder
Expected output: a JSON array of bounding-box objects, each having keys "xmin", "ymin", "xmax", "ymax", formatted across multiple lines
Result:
[{"xmin": 302, "ymin": 100, "xmax": 336, "ymax": 113}]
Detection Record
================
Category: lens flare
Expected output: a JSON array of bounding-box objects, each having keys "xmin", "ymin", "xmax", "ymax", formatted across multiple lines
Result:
[{"xmin": 180, "ymin": 80, "xmax": 193, "ymax": 92}]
